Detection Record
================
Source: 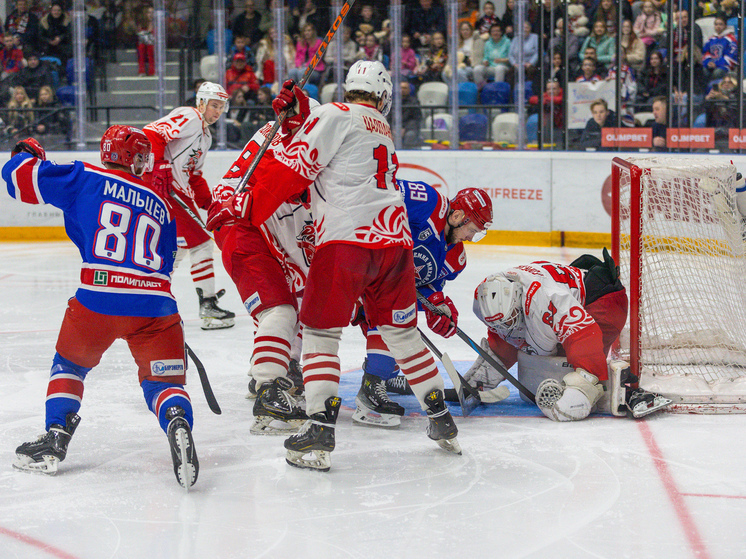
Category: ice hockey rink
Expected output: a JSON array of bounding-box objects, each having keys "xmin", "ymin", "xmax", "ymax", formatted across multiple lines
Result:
[{"xmin": 1, "ymin": 241, "xmax": 745, "ymax": 559}]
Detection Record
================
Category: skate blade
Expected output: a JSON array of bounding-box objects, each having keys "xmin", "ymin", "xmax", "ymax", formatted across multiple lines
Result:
[
  {"xmin": 285, "ymin": 449, "xmax": 332, "ymax": 472},
  {"xmin": 173, "ymin": 428, "xmax": 198, "ymax": 489},
  {"xmin": 351, "ymin": 406, "xmax": 401, "ymax": 429},
  {"xmin": 250, "ymin": 416, "xmax": 306, "ymax": 435},
  {"xmin": 200, "ymin": 317, "xmax": 235, "ymax": 330},
  {"xmin": 12, "ymin": 454, "xmax": 59, "ymax": 475},
  {"xmin": 631, "ymin": 395, "xmax": 674, "ymax": 418},
  {"xmin": 436, "ymin": 437, "xmax": 462, "ymax": 455}
]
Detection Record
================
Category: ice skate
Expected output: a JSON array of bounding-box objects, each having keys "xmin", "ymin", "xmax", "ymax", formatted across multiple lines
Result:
[
  {"xmin": 14, "ymin": 413, "xmax": 81, "ymax": 475},
  {"xmin": 166, "ymin": 406, "xmax": 199, "ymax": 489},
  {"xmin": 352, "ymin": 370, "xmax": 405, "ymax": 428},
  {"xmin": 287, "ymin": 358, "xmax": 305, "ymax": 399},
  {"xmin": 197, "ymin": 288, "xmax": 235, "ymax": 330},
  {"xmin": 251, "ymin": 376, "xmax": 308, "ymax": 435},
  {"xmin": 246, "ymin": 376, "xmax": 258, "ymax": 399},
  {"xmin": 384, "ymin": 374, "xmax": 413, "ymax": 395},
  {"xmin": 627, "ymin": 389, "xmax": 673, "ymax": 418},
  {"xmin": 424, "ymin": 390, "xmax": 462, "ymax": 455},
  {"xmin": 284, "ymin": 396, "xmax": 340, "ymax": 472}
]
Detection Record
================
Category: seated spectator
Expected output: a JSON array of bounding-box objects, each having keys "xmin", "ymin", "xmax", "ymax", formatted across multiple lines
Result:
[
  {"xmin": 633, "ymin": 0, "xmax": 665, "ymax": 51},
  {"xmin": 453, "ymin": 21, "xmax": 477, "ymax": 82},
  {"xmin": 546, "ymin": 18, "xmax": 580, "ymax": 64},
  {"xmin": 581, "ymin": 20, "xmax": 615, "ymax": 68},
  {"xmin": 231, "ymin": 0, "xmax": 264, "ymax": 47},
  {"xmin": 702, "ymin": 15, "xmax": 738, "ymax": 81},
  {"xmin": 225, "ymin": 52, "xmax": 259, "ymax": 101},
  {"xmin": 405, "ymin": 0, "xmax": 447, "ymax": 49},
  {"xmin": 546, "ymin": 49, "xmax": 565, "ymax": 89},
  {"xmin": 637, "ymin": 50, "xmax": 667, "ymax": 106},
  {"xmin": 621, "ymin": 18, "xmax": 646, "ymax": 76},
  {"xmin": 322, "ymin": 25, "xmax": 358, "ymax": 84},
  {"xmin": 356, "ymin": 32, "xmax": 384, "ymax": 63},
  {"xmin": 289, "ymin": 0, "xmax": 329, "ymax": 45},
  {"xmin": 13, "ymin": 52, "xmax": 52, "ymax": 100},
  {"xmin": 395, "ymin": 81, "xmax": 422, "ymax": 148},
  {"xmin": 136, "ymin": 5, "xmax": 155, "ymax": 76},
  {"xmin": 34, "ymin": 84, "xmax": 70, "ymax": 137},
  {"xmin": 5, "ymin": 84, "xmax": 34, "ymax": 136},
  {"xmin": 719, "ymin": 0, "xmax": 739, "ymax": 22},
  {"xmin": 539, "ymin": 0, "xmax": 566, "ymax": 43},
  {"xmin": 705, "ymin": 71, "xmax": 738, "ymax": 127},
  {"xmin": 419, "ymin": 30, "xmax": 448, "ymax": 82},
  {"xmin": 475, "ymin": 1, "xmax": 499, "ymax": 38},
  {"xmin": 576, "ymin": 57, "xmax": 602, "ymax": 82},
  {"xmin": 650, "ymin": 95, "xmax": 667, "ymax": 150},
  {"xmin": 184, "ymin": 77, "xmax": 205, "ymax": 107},
  {"xmin": 581, "ymin": 45, "xmax": 601, "ymax": 75},
  {"xmin": 1, "ymin": 34, "xmax": 25, "ymax": 82},
  {"xmin": 289, "ymin": 22, "xmax": 324, "ymax": 86},
  {"xmin": 672, "ymin": 10, "xmax": 703, "ymax": 68},
  {"xmin": 6, "ymin": 0, "xmax": 40, "ymax": 53},
  {"xmin": 115, "ymin": 0, "xmax": 140, "ymax": 48},
  {"xmin": 39, "ymin": 2, "xmax": 72, "ymax": 71},
  {"xmin": 606, "ymin": 48, "xmax": 638, "ymax": 119},
  {"xmin": 594, "ymin": 0, "xmax": 618, "ymax": 35},
  {"xmin": 400, "ymin": 34, "xmax": 421, "ymax": 81},
  {"xmin": 508, "ymin": 20, "xmax": 539, "ymax": 86},
  {"xmin": 458, "ymin": 0, "xmax": 479, "ymax": 29},
  {"xmin": 353, "ymin": 4, "xmax": 382, "ymax": 37},
  {"xmin": 475, "ymin": 23, "xmax": 510, "ymax": 87},
  {"xmin": 580, "ymin": 98, "xmax": 615, "ymax": 148},
  {"xmin": 228, "ymin": 34, "xmax": 257, "ymax": 70},
  {"xmin": 502, "ymin": 0, "xmax": 515, "ymax": 38}
]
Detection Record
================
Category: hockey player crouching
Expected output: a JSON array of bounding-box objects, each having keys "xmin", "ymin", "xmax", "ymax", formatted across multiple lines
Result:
[
  {"xmin": 352, "ymin": 184, "xmax": 494, "ymax": 428},
  {"xmin": 5, "ymin": 130, "xmax": 199, "ymax": 488},
  {"xmin": 468, "ymin": 250, "xmax": 671, "ymax": 420}
]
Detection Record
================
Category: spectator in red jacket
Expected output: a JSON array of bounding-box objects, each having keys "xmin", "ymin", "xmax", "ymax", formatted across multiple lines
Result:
[
  {"xmin": 1, "ymin": 34, "xmax": 25, "ymax": 81},
  {"xmin": 225, "ymin": 51, "xmax": 259, "ymax": 101}
]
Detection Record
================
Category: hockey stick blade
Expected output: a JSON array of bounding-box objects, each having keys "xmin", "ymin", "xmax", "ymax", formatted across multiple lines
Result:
[
  {"xmin": 419, "ymin": 328, "xmax": 480, "ymax": 417},
  {"xmin": 416, "ymin": 292, "xmax": 536, "ymax": 404},
  {"xmin": 186, "ymin": 343, "xmax": 221, "ymax": 415}
]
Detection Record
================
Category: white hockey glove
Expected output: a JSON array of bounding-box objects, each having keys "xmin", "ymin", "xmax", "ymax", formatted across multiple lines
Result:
[
  {"xmin": 463, "ymin": 337, "xmax": 506, "ymax": 390},
  {"xmin": 536, "ymin": 369, "xmax": 604, "ymax": 422}
]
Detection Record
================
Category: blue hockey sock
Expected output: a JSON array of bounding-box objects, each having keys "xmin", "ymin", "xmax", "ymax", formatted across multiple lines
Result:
[
  {"xmin": 141, "ymin": 379, "xmax": 193, "ymax": 433},
  {"xmin": 365, "ymin": 353, "xmax": 400, "ymax": 381},
  {"xmin": 45, "ymin": 353, "xmax": 90, "ymax": 431}
]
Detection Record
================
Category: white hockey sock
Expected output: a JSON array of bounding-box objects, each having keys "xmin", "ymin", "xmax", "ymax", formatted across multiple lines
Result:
[
  {"xmin": 301, "ymin": 327, "xmax": 342, "ymax": 415},
  {"xmin": 250, "ymin": 305, "xmax": 296, "ymax": 387},
  {"xmin": 189, "ymin": 241, "xmax": 215, "ymax": 296}
]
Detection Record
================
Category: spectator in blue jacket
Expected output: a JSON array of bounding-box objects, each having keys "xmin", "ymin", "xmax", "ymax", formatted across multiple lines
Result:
[{"xmin": 702, "ymin": 15, "xmax": 738, "ymax": 81}]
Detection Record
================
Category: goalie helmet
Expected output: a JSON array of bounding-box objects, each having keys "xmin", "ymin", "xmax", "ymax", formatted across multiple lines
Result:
[
  {"xmin": 100, "ymin": 125, "xmax": 152, "ymax": 176},
  {"xmin": 345, "ymin": 60, "xmax": 393, "ymax": 117},
  {"xmin": 451, "ymin": 188, "xmax": 493, "ymax": 241},
  {"xmin": 473, "ymin": 274, "xmax": 524, "ymax": 336},
  {"xmin": 196, "ymin": 81, "xmax": 229, "ymax": 114}
]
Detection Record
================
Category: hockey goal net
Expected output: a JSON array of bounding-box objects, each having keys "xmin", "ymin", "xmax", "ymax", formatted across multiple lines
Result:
[{"xmin": 611, "ymin": 156, "xmax": 746, "ymax": 412}]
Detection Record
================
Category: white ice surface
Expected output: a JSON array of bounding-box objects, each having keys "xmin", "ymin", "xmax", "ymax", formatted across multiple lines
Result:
[{"xmin": 1, "ymin": 242, "xmax": 745, "ymax": 559}]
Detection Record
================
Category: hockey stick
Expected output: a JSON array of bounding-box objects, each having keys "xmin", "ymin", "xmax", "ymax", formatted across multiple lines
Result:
[
  {"xmin": 169, "ymin": 193, "xmax": 214, "ymax": 240},
  {"xmin": 416, "ymin": 292, "xmax": 536, "ymax": 403},
  {"xmin": 233, "ymin": 0, "xmax": 356, "ymax": 198},
  {"xmin": 185, "ymin": 343, "xmax": 222, "ymax": 415},
  {"xmin": 418, "ymin": 328, "xmax": 480, "ymax": 417}
]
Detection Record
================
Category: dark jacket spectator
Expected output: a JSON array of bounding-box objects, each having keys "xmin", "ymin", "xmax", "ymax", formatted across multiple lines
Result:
[
  {"xmin": 34, "ymin": 84, "xmax": 70, "ymax": 137},
  {"xmin": 579, "ymin": 99, "xmax": 616, "ymax": 148},
  {"xmin": 289, "ymin": 0, "xmax": 330, "ymax": 44},
  {"xmin": 637, "ymin": 50, "xmax": 667, "ymax": 106},
  {"xmin": 705, "ymin": 72, "xmax": 738, "ymax": 127},
  {"xmin": 39, "ymin": 2, "xmax": 72, "ymax": 69},
  {"xmin": 231, "ymin": 0, "xmax": 264, "ymax": 47},
  {"xmin": 399, "ymin": 81, "xmax": 423, "ymax": 148},
  {"xmin": 405, "ymin": 0, "xmax": 447, "ymax": 48},
  {"xmin": 6, "ymin": 0, "xmax": 41, "ymax": 52},
  {"xmin": 13, "ymin": 53, "xmax": 53, "ymax": 100}
]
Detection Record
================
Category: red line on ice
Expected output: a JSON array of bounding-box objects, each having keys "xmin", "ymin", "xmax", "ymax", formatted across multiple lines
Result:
[
  {"xmin": 0, "ymin": 525, "xmax": 81, "ymax": 559},
  {"xmin": 638, "ymin": 421, "xmax": 712, "ymax": 559},
  {"xmin": 681, "ymin": 493, "xmax": 746, "ymax": 500}
]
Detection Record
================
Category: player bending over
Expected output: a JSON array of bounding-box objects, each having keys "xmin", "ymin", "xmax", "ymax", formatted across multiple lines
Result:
[
  {"xmin": 211, "ymin": 87, "xmax": 321, "ymax": 434},
  {"xmin": 352, "ymin": 183, "xmax": 494, "ymax": 428},
  {"xmin": 207, "ymin": 61, "xmax": 461, "ymax": 471},
  {"xmin": 469, "ymin": 250, "xmax": 671, "ymax": 420},
  {"xmin": 4, "ymin": 130, "xmax": 199, "ymax": 488},
  {"xmin": 144, "ymin": 81, "xmax": 235, "ymax": 330}
]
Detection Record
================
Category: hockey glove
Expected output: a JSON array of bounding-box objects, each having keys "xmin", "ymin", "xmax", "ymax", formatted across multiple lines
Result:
[
  {"xmin": 150, "ymin": 160, "xmax": 173, "ymax": 198},
  {"xmin": 11, "ymin": 137, "xmax": 46, "ymax": 160},
  {"xmin": 272, "ymin": 79, "xmax": 311, "ymax": 135},
  {"xmin": 424, "ymin": 291, "xmax": 459, "ymax": 338},
  {"xmin": 350, "ymin": 298, "xmax": 370, "ymax": 334},
  {"xmin": 206, "ymin": 190, "xmax": 250, "ymax": 231},
  {"xmin": 211, "ymin": 182, "xmax": 235, "ymax": 204},
  {"xmin": 288, "ymin": 187, "xmax": 311, "ymax": 209}
]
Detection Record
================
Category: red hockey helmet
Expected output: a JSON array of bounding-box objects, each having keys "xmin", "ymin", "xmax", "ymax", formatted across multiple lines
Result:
[
  {"xmin": 100, "ymin": 125, "xmax": 152, "ymax": 176},
  {"xmin": 450, "ymin": 188, "xmax": 493, "ymax": 239}
]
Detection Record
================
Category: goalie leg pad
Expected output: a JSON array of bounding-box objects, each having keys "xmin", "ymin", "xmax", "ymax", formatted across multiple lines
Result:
[
  {"xmin": 536, "ymin": 370, "xmax": 603, "ymax": 422},
  {"xmin": 596, "ymin": 360, "xmax": 631, "ymax": 417},
  {"xmin": 516, "ymin": 352, "xmax": 573, "ymax": 404}
]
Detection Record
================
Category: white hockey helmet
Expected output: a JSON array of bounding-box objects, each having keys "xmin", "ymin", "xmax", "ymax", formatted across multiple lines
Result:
[
  {"xmin": 196, "ymin": 81, "xmax": 229, "ymax": 114},
  {"xmin": 474, "ymin": 275, "xmax": 524, "ymax": 335},
  {"xmin": 344, "ymin": 60, "xmax": 393, "ymax": 116}
]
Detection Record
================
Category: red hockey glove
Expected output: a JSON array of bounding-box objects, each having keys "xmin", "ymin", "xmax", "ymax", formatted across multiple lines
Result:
[
  {"xmin": 288, "ymin": 187, "xmax": 311, "ymax": 209},
  {"xmin": 11, "ymin": 137, "xmax": 46, "ymax": 160},
  {"xmin": 272, "ymin": 79, "xmax": 311, "ymax": 135},
  {"xmin": 150, "ymin": 160, "xmax": 173, "ymax": 198},
  {"xmin": 211, "ymin": 182, "xmax": 235, "ymax": 204},
  {"xmin": 425, "ymin": 292, "xmax": 459, "ymax": 338},
  {"xmin": 206, "ymin": 190, "xmax": 250, "ymax": 231},
  {"xmin": 350, "ymin": 298, "xmax": 370, "ymax": 334}
]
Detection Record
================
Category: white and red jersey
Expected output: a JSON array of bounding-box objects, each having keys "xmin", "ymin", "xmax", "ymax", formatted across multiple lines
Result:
[
  {"xmin": 475, "ymin": 261, "xmax": 609, "ymax": 380},
  {"xmin": 217, "ymin": 122, "xmax": 315, "ymax": 293},
  {"xmin": 265, "ymin": 102, "xmax": 412, "ymax": 250},
  {"xmin": 144, "ymin": 106, "xmax": 212, "ymax": 209}
]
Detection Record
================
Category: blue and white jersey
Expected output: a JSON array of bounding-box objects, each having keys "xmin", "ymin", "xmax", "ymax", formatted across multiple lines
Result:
[
  {"xmin": 398, "ymin": 179, "xmax": 467, "ymax": 298},
  {"xmin": 3, "ymin": 154, "xmax": 178, "ymax": 317}
]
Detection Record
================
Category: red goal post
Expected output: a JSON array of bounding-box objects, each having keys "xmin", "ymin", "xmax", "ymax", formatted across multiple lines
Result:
[{"xmin": 611, "ymin": 157, "xmax": 746, "ymax": 413}]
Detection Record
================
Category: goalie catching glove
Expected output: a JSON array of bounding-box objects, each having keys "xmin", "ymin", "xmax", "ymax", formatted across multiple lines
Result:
[
  {"xmin": 424, "ymin": 291, "xmax": 458, "ymax": 338},
  {"xmin": 11, "ymin": 137, "xmax": 46, "ymax": 160},
  {"xmin": 536, "ymin": 368, "xmax": 604, "ymax": 421},
  {"xmin": 272, "ymin": 79, "xmax": 312, "ymax": 135}
]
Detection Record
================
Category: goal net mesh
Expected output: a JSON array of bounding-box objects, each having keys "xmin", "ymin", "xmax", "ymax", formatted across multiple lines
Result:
[{"xmin": 615, "ymin": 157, "xmax": 746, "ymax": 405}]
